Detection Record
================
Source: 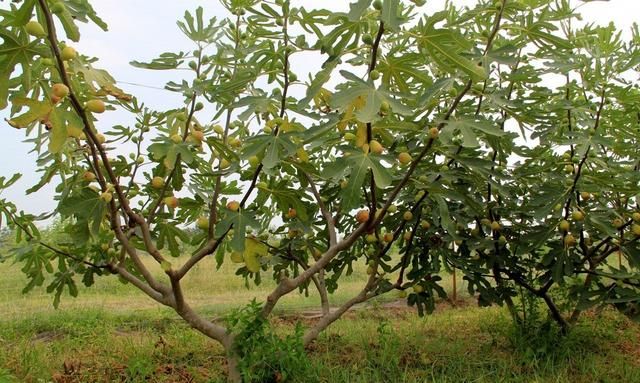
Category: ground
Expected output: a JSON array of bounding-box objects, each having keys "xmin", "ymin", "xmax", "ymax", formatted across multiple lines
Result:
[{"xmin": 1, "ymin": 254, "xmax": 639, "ymax": 382}]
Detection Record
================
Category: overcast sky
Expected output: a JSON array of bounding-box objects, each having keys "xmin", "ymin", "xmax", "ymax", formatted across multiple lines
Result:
[{"xmin": 1, "ymin": 0, "xmax": 638, "ymax": 217}]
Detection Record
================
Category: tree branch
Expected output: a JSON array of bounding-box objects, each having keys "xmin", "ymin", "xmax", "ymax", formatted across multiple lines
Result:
[{"xmin": 303, "ymin": 172, "xmax": 337, "ymax": 247}]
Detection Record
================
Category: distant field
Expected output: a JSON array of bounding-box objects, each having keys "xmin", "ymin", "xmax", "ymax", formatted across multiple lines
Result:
[
  {"xmin": 1, "ymin": 254, "xmax": 640, "ymax": 383},
  {"xmin": 0, "ymin": 251, "xmax": 433, "ymax": 318}
]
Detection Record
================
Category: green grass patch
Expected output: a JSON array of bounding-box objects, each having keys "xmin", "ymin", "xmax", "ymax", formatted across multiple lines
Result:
[{"xmin": 1, "ymin": 254, "xmax": 639, "ymax": 382}]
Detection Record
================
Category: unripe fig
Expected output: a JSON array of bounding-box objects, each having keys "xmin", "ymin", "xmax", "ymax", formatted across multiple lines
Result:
[
  {"xmin": 559, "ymin": 220, "xmax": 570, "ymax": 232},
  {"xmin": 343, "ymin": 132, "xmax": 356, "ymax": 141},
  {"xmin": 572, "ymin": 210, "xmax": 584, "ymax": 221},
  {"xmin": 369, "ymin": 70, "xmax": 380, "ymax": 80},
  {"xmin": 100, "ymin": 192, "xmax": 113, "ymax": 203},
  {"xmin": 380, "ymin": 101, "xmax": 390, "ymax": 113},
  {"xmin": 197, "ymin": 216, "xmax": 209, "ymax": 230},
  {"xmin": 82, "ymin": 171, "xmax": 96, "ymax": 182},
  {"xmin": 373, "ymin": 0, "xmax": 383, "ymax": 10},
  {"xmin": 613, "ymin": 218, "xmax": 624, "ymax": 229},
  {"xmin": 369, "ymin": 140, "xmax": 383, "ymax": 155},
  {"xmin": 170, "ymin": 134, "xmax": 183, "ymax": 143},
  {"xmin": 95, "ymin": 133, "xmax": 106, "ymax": 144},
  {"xmin": 403, "ymin": 211, "xmax": 413, "ymax": 221},
  {"xmin": 26, "ymin": 21, "xmax": 46, "ymax": 38},
  {"xmin": 490, "ymin": 221, "xmax": 501, "ymax": 231},
  {"xmin": 413, "ymin": 284, "xmax": 425, "ymax": 293},
  {"xmin": 421, "ymin": 220, "xmax": 431, "ymax": 230},
  {"xmin": 61, "ymin": 46, "xmax": 76, "ymax": 61},
  {"xmin": 51, "ymin": 2, "xmax": 66, "ymax": 13},
  {"xmin": 248, "ymin": 156, "xmax": 261, "ymax": 167},
  {"xmin": 86, "ymin": 99, "xmax": 105, "ymax": 113},
  {"xmin": 296, "ymin": 148, "xmax": 309, "ymax": 162}
]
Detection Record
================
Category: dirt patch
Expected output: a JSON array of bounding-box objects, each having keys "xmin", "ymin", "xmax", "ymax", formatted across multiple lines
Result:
[
  {"xmin": 154, "ymin": 363, "xmax": 197, "ymax": 382},
  {"xmin": 617, "ymin": 333, "xmax": 640, "ymax": 366},
  {"xmin": 277, "ymin": 296, "xmax": 477, "ymax": 325}
]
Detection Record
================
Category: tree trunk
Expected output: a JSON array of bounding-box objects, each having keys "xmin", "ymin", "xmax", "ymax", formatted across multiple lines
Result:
[
  {"xmin": 569, "ymin": 272, "xmax": 594, "ymax": 324},
  {"xmin": 542, "ymin": 292, "xmax": 569, "ymax": 333},
  {"xmin": 452, "ymin": 267, "xmax": 457, "ymax": 304},
  {"xmin": 491, "ymin": 265, "xmax": 521, "ymax": 323},
  {"xmin": 226, "ymin": 353, "xmax": 242, "ymax": 383}
]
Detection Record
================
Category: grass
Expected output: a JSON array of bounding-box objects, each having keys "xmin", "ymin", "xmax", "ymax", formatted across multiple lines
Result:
[
  {"xmin": 1, "ymin": 254, "xmax": 639, "ymax": 382},
  {"xmin": 0, "ymin": 251, "xmax": 394, "ymax": 319}
]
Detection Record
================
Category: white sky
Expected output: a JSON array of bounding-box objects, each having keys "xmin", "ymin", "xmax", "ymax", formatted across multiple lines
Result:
[{"xmin": 0, "ymin": 0, "xmax": 638, "ymax": 216}]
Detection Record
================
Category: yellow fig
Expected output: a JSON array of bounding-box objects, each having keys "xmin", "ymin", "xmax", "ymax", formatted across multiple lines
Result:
[
  {"xmin": 164, "ymin": 196, "xmax": 179, "ymax": 209},
  {"xmin": 86, "ymin": 99, "xmax": 105, "ymax": 113},
  {"xmin": 61, "ymin": 46, "xmax": 76, "ymax": 61},
  {"xmin": 151, "ymin": 177, "xmax": 164, "ymax": 189},
  {"xmin": 398, "ymin": 152, "xmax": 412, "ymax": 165}
]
